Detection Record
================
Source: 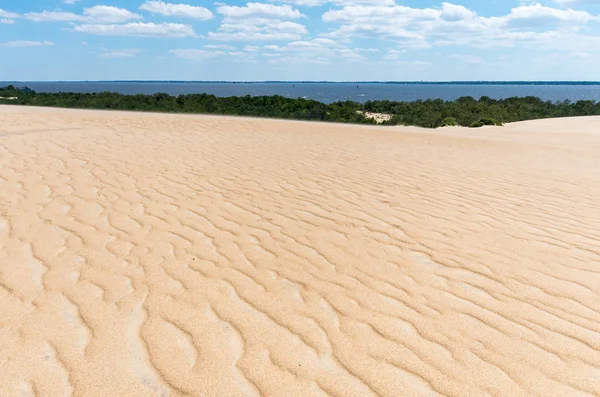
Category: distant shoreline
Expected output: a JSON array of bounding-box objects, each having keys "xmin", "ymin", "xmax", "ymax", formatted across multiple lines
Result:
[
  {"xmin": 4, "ymin": 81, "xmax": 600, "ymax": 85},
  {"xmin": 2, "ymin": 86, "xmax": 599, "ymax": 129}
]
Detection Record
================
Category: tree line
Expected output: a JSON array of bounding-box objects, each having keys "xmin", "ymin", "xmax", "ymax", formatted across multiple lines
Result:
[{"xmin": 2, "ymin": 86, "xmax": 600, "ymax": 128}]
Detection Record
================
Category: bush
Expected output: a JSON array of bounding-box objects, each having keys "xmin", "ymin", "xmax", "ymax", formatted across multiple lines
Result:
[
  {"xmin": 470, "ymin": 117, "xmax": 503, "ymax": 128},
  {"xmin": 6, "ymin": 89, "xmax": 600, "ymax": 128},
  {"xmin": 440, "ymin": 117, "xmax": 458, "ymax": 127}
]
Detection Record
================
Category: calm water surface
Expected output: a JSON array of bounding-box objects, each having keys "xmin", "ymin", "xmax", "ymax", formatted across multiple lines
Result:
[{"xmin": 5, "ymin": 82, "xmax": 600, "ymax": 104}]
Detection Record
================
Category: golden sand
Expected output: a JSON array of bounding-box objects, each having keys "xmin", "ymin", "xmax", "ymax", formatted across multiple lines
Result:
[{"xmin": 1, "ymin": 106, "xmax": 599, "ymax": 397}]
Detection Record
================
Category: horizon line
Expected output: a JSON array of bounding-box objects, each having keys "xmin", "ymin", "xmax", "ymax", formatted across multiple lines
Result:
[{"xmin": 4, "ymin": 80, "xmax": 600, "ymax": 85}]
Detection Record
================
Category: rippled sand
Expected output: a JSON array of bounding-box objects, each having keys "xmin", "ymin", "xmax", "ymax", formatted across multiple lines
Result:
[{"xmin": 1, "ymin": 106, "xmax": 599, "ymax": 397}]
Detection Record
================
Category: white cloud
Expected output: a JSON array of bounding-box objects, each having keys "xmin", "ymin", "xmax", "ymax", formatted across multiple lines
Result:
[
  {"xmin": 0, "ymin": 8, "xmax": 17, "ymax": 24},
  {"xmin": 25, "ymin": 6, "xmax": 142, "ymax": 23},
  {"xmin": 24, "ymin": 11, "xmax": 78, "ymax": 22},
  {"xmin": 503, "ymin": 3, "xmax": 598, "ymax": 26},
  {"xmin": 208, "ymin": 22, "xmax": 307, "ymax": 41},
  {"xmin": 0, "ymin": 40, "xmax": 55, "ymax": 47},
  {"xmin": 4, "ymin": 0, "xmax": 600, "ymax": 77},
  {"xmin": 552, "ymin": 0, "xmax": 600, "ymax": 6},
  {"xmin": 22, "ymin": 4, "xmax": 205, "ymax": 39},
  {"xmin": 83, "ymin": 5, "xmax": 143, "ymax": 23},
  {"xmin": 139, "ymin": 1, "xmax": 213, "ymax": 20},
  {"xmin": 0, "ymin": 8, "xmax": 18, "ymax": 18},
  {"xmin": 269, "ymin": 0, "xmax": 393, "ymax": 6},
  {"xmin": 321, "ymin": 4, "xmax": 436, "ymax": 47},
  {"xmin": 74, "ymin": 22, "xmax": 196, "ymax": 38},
  {"xmin": 216, "ymin": 3, "xmax": 304, "ymax": 20},
  {"xmin": 210, "ymin": 2, "xmax": 307, "ymax": 41},
  {"xmin": 320, "ymin": 2, "xmax": 600, "ymax": 50},
  {"xmin": 258, "ymin": 38, "xmax": 366, "ymax": 64},
  {"xmin": 170, "ymin": 47, "xmax": 259, "ymax": 63},
  {"xmin": 440, "ymin": 3, "xmax": 475, "ymax": 22},
  {"xmin": 322, "ymin": 4, "xmax": 439, "ymax": 23},
  {"xmin": 63, "ymin": 0, "xmax": 81, "ymax": 4}
]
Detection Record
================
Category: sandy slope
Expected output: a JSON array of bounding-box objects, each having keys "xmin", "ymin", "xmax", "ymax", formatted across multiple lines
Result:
[{"xmin": 1, "ymin": 106, "xmax": 599, "ymax": 397}]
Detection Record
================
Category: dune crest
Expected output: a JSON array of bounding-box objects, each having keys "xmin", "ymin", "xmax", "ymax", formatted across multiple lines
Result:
[{"xmin": 1, "ymin": 106, "xmax": 600, "ymax": 397}]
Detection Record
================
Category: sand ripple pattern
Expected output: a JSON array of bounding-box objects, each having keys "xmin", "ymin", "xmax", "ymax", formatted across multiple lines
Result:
[{"xmin": 1, "ymin": 106, "xmax": 600, "ymax": 397}]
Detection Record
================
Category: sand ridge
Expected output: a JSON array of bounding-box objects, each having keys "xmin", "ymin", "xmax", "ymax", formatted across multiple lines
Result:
[{"xmin": 1, "ymin": 105, "xmax": 600, "ymax": 396}]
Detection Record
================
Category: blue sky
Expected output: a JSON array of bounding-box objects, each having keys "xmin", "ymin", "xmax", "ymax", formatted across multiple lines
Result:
[{"xmin": 1, "ymin": 0, "xmax": 600, "ymax": 81}]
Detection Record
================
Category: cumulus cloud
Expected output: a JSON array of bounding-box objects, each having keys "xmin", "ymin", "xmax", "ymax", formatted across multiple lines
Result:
[
  {"xmin": 502, "ymin": 3, "xmax": 598, "ymax": 27},
  {"xmin": 0, "ymin": 8, "xmax": 17, "ymax": 24},
  {"xmin": 269, "ymin": 0, "xmax": 393, "ymax": 6},
  {"xmin": 216, "ymin": 3, "xmax": 304, "ymax": 20},
  {"xmin": 139, "ymin": 1, "xmax": 213, "ymax": 20},
  {"xmin": 171, "ymin": 37, "xmax": 363, "ymax": 65},
  {"xmin": 256, "ymin": 38, "xmax": 368, "ymax": 64},
  {"xmin": 82, "ymin": 6, "xmax": 141, "ymax": 23},
  {"xmin": 24, "ymin": 11, "xmax": 80, "ymax": 22},
  {"xmin": 208, "ymin": 23, "xmax": 307, "ymax": 41},
  {"xmin": 321, "ymin": 2, "xmax": 600, "ymax": 50},
  {"xmin": 3, "ymin": 0, "xmax": 600, "ymax": 75},
  {"xmin": 440, "ymin": 3, "xmax": 475, "ymax": 21},
  {"xmin": 209, "ymin": 2, "xmax": 307, "ymax": 41},
  {"xmin": 74, "ymin": 22, "xmax": 196, "ymax": 38},
  {"xmin": 25, "ymin": 6, "xmax": 142, "ymax": 23},
  {"xmin": 21, "ymin": 4, "xmax": 206, "ymax": 39},
  {"xmin": 0, "ymin": 8, "xmax": 18, "ymax": 18},
  {"xmin": 552, "ymin": 0, "xmax": 600, "ymax": 6}
]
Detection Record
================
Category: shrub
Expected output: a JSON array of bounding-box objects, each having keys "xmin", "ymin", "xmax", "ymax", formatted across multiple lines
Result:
[
  {"xmin": 440, "ymin": 117, "xmax": 458, "ymax": 127},
  {"xmin": 470, "ymin": 117, "xmax": 503, "ymax": 128},
  {"xmin": 8, "ymin": 90, "xmax": 600, "ymax": 128}
]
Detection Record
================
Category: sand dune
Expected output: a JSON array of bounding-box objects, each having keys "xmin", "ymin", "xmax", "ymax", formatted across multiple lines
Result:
[{"xmin": 1, "ymin": 105, "xmax": 599, "ymax": 397}]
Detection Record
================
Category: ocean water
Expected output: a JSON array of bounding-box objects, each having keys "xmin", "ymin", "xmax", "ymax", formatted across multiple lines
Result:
[{"xmin": 5, "ymin": 82, "xmax": 600, "ymax": 104}]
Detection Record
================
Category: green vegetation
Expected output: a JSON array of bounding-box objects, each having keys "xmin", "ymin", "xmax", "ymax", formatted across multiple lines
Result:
[
  {"xmin": 3, "ymin": 86, "xmax": 600, "ymax": 128},
  {"xmin": 440, "ymin": 117, "xmax": 458, "ymax": 127},
  {"xmin": 0, "ymin": 85, "xmax": 18, "ymax": 98},
  {"xmin": 0, "ymin": 87, "xmax": 373, "ymax": 125},
  {"xmin": 373, "ymin": 96, "xmax": 600, "ymax": 128},
  {"xmin": 469, "ymin": 117, "xmax": 503, "ymax": 128}
]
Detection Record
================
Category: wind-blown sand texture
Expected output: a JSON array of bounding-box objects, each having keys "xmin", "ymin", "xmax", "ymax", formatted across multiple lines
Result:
[{"xmin": 1, "ymin": 105, "xmax": 600, "ymax": 397}]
